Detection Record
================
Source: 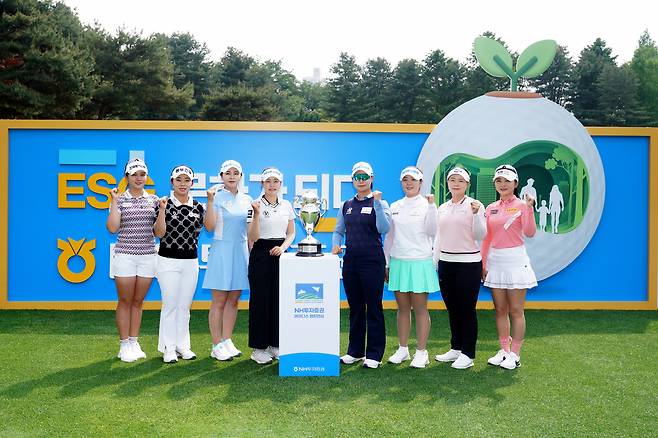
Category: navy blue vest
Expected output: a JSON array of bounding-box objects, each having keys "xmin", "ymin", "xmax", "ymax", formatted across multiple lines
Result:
[{"xmin": 342, "ymin": 197, "xmax": 382, "ymax": 253}]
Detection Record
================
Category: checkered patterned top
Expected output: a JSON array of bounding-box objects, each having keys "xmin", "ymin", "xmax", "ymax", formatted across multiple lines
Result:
[
  {"xmin": 158, "ymin": 197, "xmax": 205, "ymax": 259},
  {"xmin": 115, "ymin": 191, "xmax": 158, "ymax": 255}
]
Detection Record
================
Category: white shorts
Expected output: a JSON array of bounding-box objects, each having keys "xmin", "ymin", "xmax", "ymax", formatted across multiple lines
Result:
[{"xmin": 111, "ymin": 253, "xmax": 157, "ymax": 278}]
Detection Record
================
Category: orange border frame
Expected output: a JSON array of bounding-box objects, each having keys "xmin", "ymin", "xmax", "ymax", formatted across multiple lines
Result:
[{"xmin": 0, "ymin": 121, "xmax": 655, "ymax": 310}]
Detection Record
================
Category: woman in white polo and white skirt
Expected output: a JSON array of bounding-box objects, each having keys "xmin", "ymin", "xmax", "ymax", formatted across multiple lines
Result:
[
  {"xmin": 107, "ymin": 158, "xmax": 159, "ymax": 362},
  {"xmin": 154, "ymin": 165, "xmax": 205, "ymax": 363},
  {"xmin": 247, "ymin": 167, "xmax": 295, "ymax": 364},
  {"xmin": 383, "ymin": 166, "xmax": 438, "ymax": 368},
  {"xmin": 481, "ymin": 164, "xmax": 537, "ymax": 370}
]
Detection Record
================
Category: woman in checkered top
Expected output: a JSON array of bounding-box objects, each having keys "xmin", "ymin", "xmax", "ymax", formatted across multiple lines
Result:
[
  {"xmin": 107, "ymin": 158, "xmax": 160, "ymax": 363},
  {"xmin": 153, "ymin": 165, "xmax": 205, "ymax": 363}
]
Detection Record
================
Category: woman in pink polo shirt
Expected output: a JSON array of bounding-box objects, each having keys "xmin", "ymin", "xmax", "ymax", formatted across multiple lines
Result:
[
  {"xmin": 433, "ymin": 167, "xmax": 486, "ymax": 370},
  {"xmin": 481, "ymin": 164, "xmax": 537, "ymax": 370}
]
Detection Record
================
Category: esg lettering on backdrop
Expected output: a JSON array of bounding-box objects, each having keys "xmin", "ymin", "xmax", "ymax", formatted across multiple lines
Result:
[{"xmin": 57, "ymin": 172, "xmax": 155, "ymax": 209}]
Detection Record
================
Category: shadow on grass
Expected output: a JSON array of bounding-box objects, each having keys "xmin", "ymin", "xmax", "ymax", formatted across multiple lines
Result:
[
  {"xmin": 0, "ymin": 356, "xmax": 199, "ymax": 399},
  {"xmin": 166, "ymin": 357, "xmax": 521, "ymax": 407},
  {"xmin": 0, "ymin": 309, "xmax": 655, "ymax": 407},
  {"xmin": 0, "ymin": 344, "xmax": 520, "ymax": 408}
]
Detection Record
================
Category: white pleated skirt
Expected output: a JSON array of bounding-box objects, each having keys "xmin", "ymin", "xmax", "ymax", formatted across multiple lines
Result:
[{"xmin": 484, "ymin": 246, "xmax": 537, "ymax": 290}]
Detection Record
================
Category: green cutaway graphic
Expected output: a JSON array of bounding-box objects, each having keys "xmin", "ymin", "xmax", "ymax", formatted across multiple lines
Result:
[{"xmin": 432, "ymin": 140, "xmax": 589, "ymax": 233}]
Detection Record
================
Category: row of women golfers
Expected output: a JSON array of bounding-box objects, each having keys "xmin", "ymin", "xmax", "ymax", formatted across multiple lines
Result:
[{"xmin": 107, "ymin": 158, "xmax": 537, "ymax": 370}]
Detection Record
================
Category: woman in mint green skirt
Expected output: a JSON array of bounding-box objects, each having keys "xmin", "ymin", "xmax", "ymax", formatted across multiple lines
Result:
[{"xmin": 383, "ymin": 166, "xmax": 439, "ymax": 368}]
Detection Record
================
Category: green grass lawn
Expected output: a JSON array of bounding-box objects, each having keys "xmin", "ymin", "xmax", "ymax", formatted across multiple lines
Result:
[{"xmin": 0, "ymin": 309, "xmax": 656, "ymax": 437}]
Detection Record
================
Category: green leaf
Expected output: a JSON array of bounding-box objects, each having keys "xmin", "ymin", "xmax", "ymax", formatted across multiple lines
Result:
[
  {"xmin": 516, "ymin": 40, "xmax": 558, "ymax": 78},
  {"xmin": 474, "ymin": 37, "xmax": 513, "ymax": 78}
]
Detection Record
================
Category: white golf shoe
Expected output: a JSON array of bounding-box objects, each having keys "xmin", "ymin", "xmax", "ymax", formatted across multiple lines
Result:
[
  {"xmin": 387, "ymin": 346, "xmax": 410, "ymax": 364},
  {"xmin": 340, "ymin": 354, "xmax": 365, "ymax": 364},
  {"xmin": 163, "ymin": 347, "xmax": 178, "ymax": 363},
  {"xmin": 487, "ymin": 349, "xmax": 508, "ymax": 366},
  {"xmin": 499, "ymin": 351, "xmax": 521, "ymax": 370},
  {"xmin": 435, "ymin": 349, "xmax": 461, "ymax": 362},
  {"xmin": 210, "ymin": 343, "xmax": 233, "ymax": 361},
  {"xmin": 251, "ymin": 349, "xmax": 273, "ymax": 364},
  {"xmin": 410, "ymin": 350, "xmax": 430, "ymax": 368},
  {"xmin": 451, "ymin": 353, "xmax": 474, "ymax": 369}
]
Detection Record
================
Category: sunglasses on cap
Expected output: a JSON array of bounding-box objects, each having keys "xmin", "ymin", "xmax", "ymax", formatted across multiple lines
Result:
[{"xmin": 352, "ymin": 173, "xmax": 371, "ymax": 182}]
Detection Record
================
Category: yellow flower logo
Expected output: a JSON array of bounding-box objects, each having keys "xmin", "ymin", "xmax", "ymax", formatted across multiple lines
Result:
[{"xmin": 57, "ymin": 238, "xmax": 96, "ymax": 283}]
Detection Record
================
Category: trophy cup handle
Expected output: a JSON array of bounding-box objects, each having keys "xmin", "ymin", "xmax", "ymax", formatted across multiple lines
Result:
[{"xmin": 292, "ymin": 195, "xmax": 302, "ymax": 218}]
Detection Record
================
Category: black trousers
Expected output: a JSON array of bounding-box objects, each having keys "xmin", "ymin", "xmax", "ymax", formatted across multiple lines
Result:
[
  {"xmin": 248, "ymin": 238, "xmax": 285, "ymax": 349},
  {"xmin": 438, "ymin": 260, "xmax": 482, "ymax": 359},
  {"xmin": 342, "ymin": 250, "xmax": 386, "ymax": 362}
]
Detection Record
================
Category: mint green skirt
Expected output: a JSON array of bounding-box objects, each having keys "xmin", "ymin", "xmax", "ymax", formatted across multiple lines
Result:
[{"xmin": 388, "ymin": 258, "xmax": 439, "ymax": 293}]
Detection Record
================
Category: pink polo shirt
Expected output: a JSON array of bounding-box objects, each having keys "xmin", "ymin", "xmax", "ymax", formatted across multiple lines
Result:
[{"xmin": 481, "ymin": 196, "xmax": 536, "ymax": 269}]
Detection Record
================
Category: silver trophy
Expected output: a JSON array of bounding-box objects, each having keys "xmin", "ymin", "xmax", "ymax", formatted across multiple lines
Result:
[{"xmin": 293, "ymin": 190, "xmax": 328, "ymax": 257}]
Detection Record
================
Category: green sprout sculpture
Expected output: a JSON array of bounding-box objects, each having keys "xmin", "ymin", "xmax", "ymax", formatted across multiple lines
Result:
[{"xmin": 474, "ymin": 37, "xmax": 558, "ymax": 91}]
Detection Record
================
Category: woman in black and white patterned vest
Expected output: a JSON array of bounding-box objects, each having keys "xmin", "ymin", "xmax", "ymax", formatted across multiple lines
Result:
[{"xmin": 154, "ymin": 165, "xmax": 205, "ymax": 363}]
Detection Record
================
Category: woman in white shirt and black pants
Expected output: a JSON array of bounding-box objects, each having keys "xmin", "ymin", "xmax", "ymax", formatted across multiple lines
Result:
[
  {"xmin": 247, "ymin": 168, "xmax": 295, "ymax": 364},
  {"xmin": 433, "ymin": 167, "xmax": 486, "ymax": 369}
]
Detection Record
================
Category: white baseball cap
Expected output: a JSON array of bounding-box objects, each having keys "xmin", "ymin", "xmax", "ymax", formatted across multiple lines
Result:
[
  {"xmin": 124, "ymin": 158, "xmax": 148, "ymax": 175},
  {"xmin": 352, "ymin": 161, "xmax": 374, "ymax": 177},
  {"xmin": 447, "ymin": 167, "xmax": 470, "ymax": 183},
  {"xmin": 170, "ymin": 165, "xmax": 194, "ymax": 180},
  {"xmin": 493, "ymin": 164, "xmax": 518, "ymax": 182},
  {"xmin": 220, "ymin": 159, "xmax": 243, "ymax": 175},
  {"xmin": 400, "ymin": 166, "xmax": 424, "ymax": 181},
  {"xmin": 261, "ymin": 167, "xmax": 283, "ymax": 182}
]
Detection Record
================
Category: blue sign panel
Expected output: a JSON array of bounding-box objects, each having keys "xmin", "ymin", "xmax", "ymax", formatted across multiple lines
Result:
[{"xmin": 3, "ymin": 125, "xmax": 653, "ymax": 306}]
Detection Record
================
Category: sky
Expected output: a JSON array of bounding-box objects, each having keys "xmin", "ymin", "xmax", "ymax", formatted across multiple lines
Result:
[{"xmin": 63, "ymin": 0, "xmax": 657, "ymax": 80}]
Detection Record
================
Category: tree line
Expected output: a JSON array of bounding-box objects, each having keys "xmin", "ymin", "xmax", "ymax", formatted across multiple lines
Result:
[{"xmin": 1, "ymin": 0, "xmax": 657, "ymax": 126}]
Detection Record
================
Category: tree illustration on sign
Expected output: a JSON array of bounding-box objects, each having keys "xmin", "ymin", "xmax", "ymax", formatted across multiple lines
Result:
[{"xmin": 473, "ymin": 38, "xmax": 558, "ymax": 91}]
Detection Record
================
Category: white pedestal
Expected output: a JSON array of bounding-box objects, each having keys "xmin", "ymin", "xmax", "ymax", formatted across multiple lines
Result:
[{"xmin": 279, "ymin": 253, "xmax": 340, "ymax": 376}]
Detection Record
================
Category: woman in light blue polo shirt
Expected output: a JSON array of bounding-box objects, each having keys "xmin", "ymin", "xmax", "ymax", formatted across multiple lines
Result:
[{"xmin": 203, "ymin": 159, "xmax": 253, "ymax": 362}]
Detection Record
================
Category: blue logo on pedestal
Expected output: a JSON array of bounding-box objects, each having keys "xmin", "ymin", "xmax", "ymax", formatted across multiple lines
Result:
[
  {"xmin": 280, "ymin": 353, "xmax": 339, "ymax": 377},
  {"xmin": 295, "ymin": 283, "xmax": 323, "ymax": 303}
]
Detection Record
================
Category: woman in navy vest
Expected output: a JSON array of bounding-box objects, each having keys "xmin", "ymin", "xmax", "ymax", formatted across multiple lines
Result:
[{"xmin": 331, "ymin": 161, "xmax": 391, "ymax": 369}]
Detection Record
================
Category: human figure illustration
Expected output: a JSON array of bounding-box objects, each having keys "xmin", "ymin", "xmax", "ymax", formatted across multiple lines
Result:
[
  {"xmin": 549, "ymin": 185, "xmax": 564, "ymax": 234},
  {"xmin": 519, "ymin": 178, "xmax": 537, "ymax": 204},
  {"xmin": 536, "ymin": 200, "xmax": 549, "ymax": 232}
]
